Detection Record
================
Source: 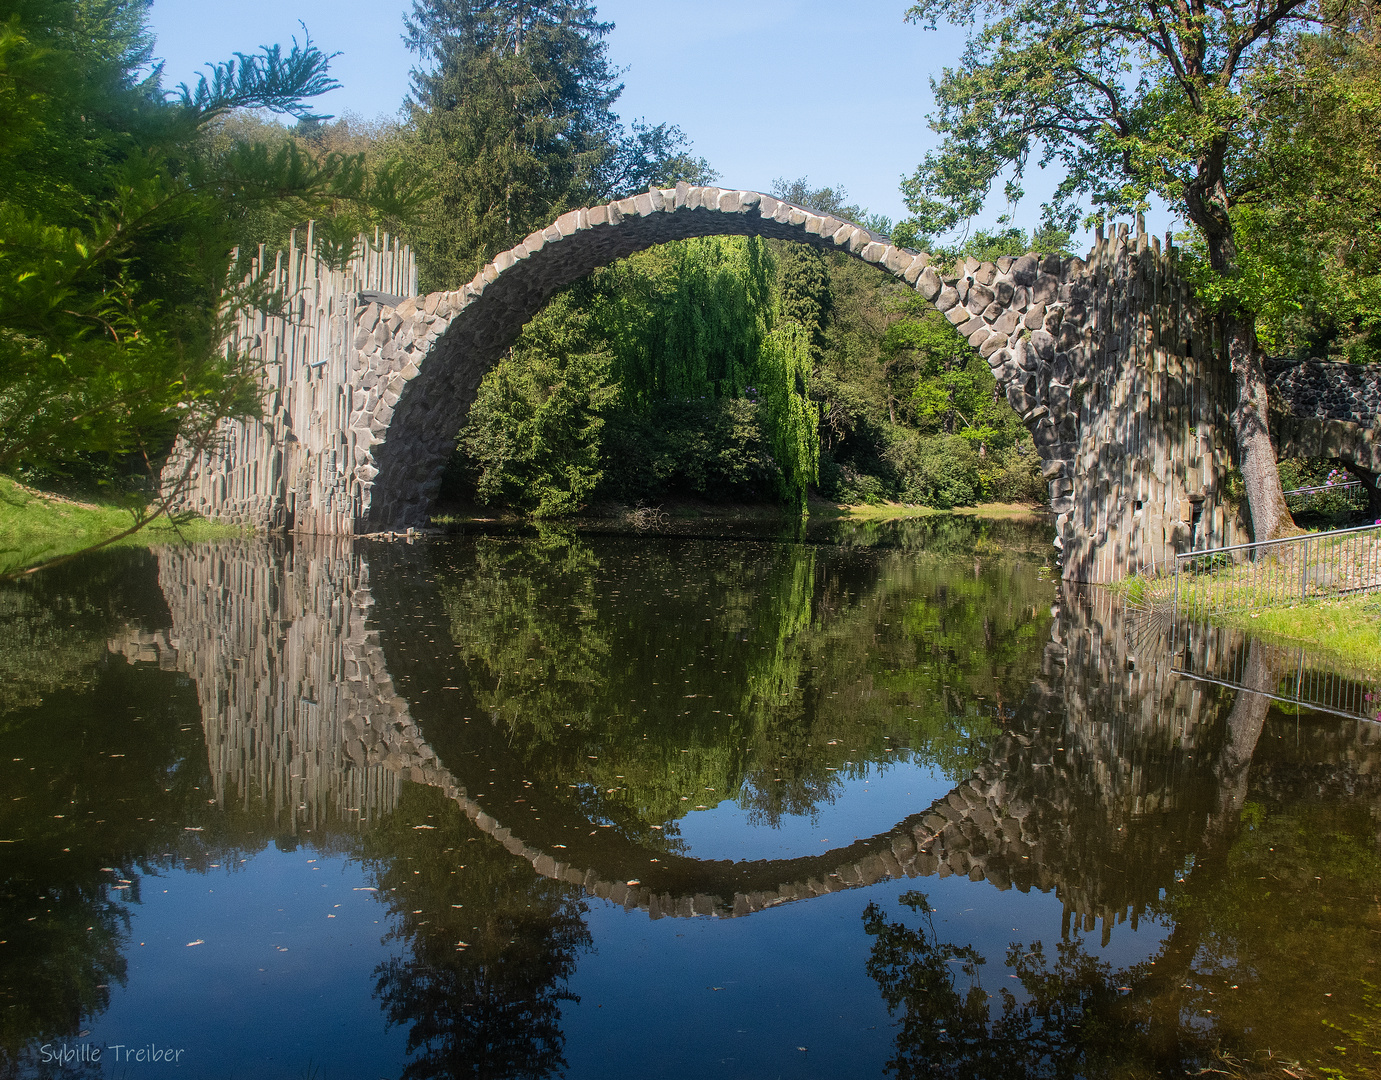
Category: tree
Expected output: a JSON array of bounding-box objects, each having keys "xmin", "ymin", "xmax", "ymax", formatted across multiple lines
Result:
[
  {"xmin": 403, "ymin": 0, "xmax": 713, "ymax": 289},
  {"xmin": 1223, "ymin": 21, "xmax": 1381, "ymax": 364},
  {"xmin": 898, "ymin": 0, "xmax": 1347, "ymax": 541},
  {"xmin": 0, "ymin": 0, "xmax": 413, "ymax": 563},
  {"xmin": 460, "ymin": 284, "xmax": 616, "ymax": 517}
]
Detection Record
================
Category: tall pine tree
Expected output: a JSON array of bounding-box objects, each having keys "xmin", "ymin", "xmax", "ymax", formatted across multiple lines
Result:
[{"xmin": 403, "ymin": 0, "xmax": 713, "ymax": 289}]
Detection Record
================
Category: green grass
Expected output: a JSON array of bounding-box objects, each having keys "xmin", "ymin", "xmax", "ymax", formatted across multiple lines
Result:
[
  {"xmin": 0, "ymin": 475, "xmax": 245, "ymax": 574},
  {"xmin": 808, "ymin": 499, "xmax": 1047, "ymax": 522},
  {"xmin": 1215, "ymin": 593, "xmax": 1381, "ymax": 676}
]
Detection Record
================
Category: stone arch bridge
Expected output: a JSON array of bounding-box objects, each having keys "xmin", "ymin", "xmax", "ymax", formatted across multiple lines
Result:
[{"xmin": 165, "ymin": 186, "xmax": 1381, "ymax": 583}]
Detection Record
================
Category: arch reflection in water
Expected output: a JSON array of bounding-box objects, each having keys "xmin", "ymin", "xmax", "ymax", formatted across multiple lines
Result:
[
  {"xmin": 25, "ymin": 525, "xmax": 1376, "ymax": 1076},
  {"xmin": 145, "ymin": 533, "xmax": 1379, "ymax": 934}
]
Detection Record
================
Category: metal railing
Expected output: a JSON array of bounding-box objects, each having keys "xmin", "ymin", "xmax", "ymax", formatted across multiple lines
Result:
[
  {"xmin": 1282, "ymin": 480, "xmax": 1369, "ymax": 515},
  {"xmin": 1172, "ymin": 629, "xmax": 1381, "ymax": 722},
  {"xmin": 1170, "ymin": 523, "xmax": 1381, "ymax": 617}
]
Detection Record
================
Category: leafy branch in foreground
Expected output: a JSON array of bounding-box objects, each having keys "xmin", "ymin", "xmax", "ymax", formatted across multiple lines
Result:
[{"xmin": 0, "ymin": 0, "xmax": 421, "ymax": 560}]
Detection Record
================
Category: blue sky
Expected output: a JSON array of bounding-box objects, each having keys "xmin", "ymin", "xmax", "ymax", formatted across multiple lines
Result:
[{"xmin": 146, "ymin": 0, "xmax": 1160, "ymax": 249}]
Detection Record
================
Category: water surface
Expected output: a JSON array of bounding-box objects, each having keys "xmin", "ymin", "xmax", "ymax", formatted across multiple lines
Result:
[{"xmin": 2, "ymin": 518, "xmax": 1380, "ymax": 1078}]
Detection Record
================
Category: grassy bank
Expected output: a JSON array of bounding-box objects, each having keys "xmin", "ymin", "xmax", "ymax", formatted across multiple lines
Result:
[
  {"xmin": 1214, "ymin": 593, "xmax": 1381, "ymax": 675},
  {"xmin": 432, "ymin": 497, "xmax": 1049, "ymax": 529},
  {"xmin": 0, "ymin": 476, "xmax": 243, "ymax": 574}
]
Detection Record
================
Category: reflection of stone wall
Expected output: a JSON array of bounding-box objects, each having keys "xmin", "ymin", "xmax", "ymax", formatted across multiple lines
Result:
[
  {"xmin": 114, "ymin": 541, "xmax": 412, "ymax": 834},
  {"xmin": 906, "ymin": 588, "xmax": 1234, "ymax": 942}
]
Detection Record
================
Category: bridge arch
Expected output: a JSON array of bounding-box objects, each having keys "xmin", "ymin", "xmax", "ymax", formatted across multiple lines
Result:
[
  {"xmin": 354, "ymin": 184, "xmax": 1078, "ymax": 532},
  {"xmin": 169, "ymin": 186, "xmax": 1293, "ymax": 581}
]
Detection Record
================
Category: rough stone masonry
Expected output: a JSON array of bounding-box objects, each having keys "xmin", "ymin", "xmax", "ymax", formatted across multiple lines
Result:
[{"xmin": 164, "ymin": 185, "xmax": 1380, "ymax": 581}]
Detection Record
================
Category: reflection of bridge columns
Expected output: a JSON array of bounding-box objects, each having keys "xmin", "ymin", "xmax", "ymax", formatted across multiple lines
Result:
[
  {"xmin": 120, "ymin": 542, "xmax": 1370, "ymax": 925},
  {"xmin": 112, "ymin": 541, "xmax": 410, "ymax": 835}
]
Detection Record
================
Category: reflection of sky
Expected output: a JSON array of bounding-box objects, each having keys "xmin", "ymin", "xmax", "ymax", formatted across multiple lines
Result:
[
  {"xmin": 565, "ymin": 871, "xmax": 1172, "ymax": 1080},
  {"xmin": 88, "ymin": 850, "xmax": 407, "ymax": 1079},
  {"xmin": 671, "ymin": 756, "xmax": 956, "ymax": 862}
]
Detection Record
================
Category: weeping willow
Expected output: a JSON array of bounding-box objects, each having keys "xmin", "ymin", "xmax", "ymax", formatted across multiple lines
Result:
[
  {"xmin": 759, "ymin": 320, "xmax": 820, "ymax": 511},
  {"xmin": 599, "ymin": 236, "xmax": 775, "ymax": 403},
  {"xmin": 591, "ymin": 236, "xmax": 818, "ymax": 506}
]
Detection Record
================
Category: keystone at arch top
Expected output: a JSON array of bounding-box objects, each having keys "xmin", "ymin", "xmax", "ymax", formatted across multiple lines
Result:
[{"xmin": 165, "ymin": 184, "xmax": 1381, "ymax": 583}]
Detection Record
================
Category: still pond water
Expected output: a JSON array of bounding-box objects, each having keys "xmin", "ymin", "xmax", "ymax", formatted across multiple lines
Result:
[{"xmin": 2, "ymin": 516, "xmax": 1381, "ymax": 1079}]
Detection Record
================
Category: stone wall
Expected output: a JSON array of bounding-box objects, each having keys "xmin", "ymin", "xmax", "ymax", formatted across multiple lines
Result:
[
  {"xmin": 163, "ymin": 229, "xmax": 417, "ymax": 535},
  {"xmin": 1268, "ymin": 358, "xmax": 1381, "ymax": 501}
]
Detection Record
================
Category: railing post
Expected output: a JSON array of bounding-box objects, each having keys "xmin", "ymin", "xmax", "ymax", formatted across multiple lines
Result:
[{"xmin": 1300, "ymin": 536, "xmax": 1310, "ymax": 600}]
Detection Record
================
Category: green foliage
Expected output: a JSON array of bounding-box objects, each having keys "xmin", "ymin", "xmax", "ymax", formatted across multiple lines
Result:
[
  {"xmin": 759, "ymin": 321, "xmax": 819, "ymax": 510},
  {"xmin": 809, "ymin": 251, "xmax": 1040, "ymax": 507},
  {"xmin": 402, "ymin": 0, "xmax": 714, "ymax": 290},
  {"xmin": 0, "ymin": 0, "xmax": 415, "ymax": 496},
  {"xmin": 887, "ymin": 433, "xmax": 980, "ymax": 509},
  {"xmin": 1209, "ymin": 30, "xmax": 1381, "ymax": 363},
  {"xmin": 454, "ymin": 236, "xmax": 817, "ymax": 512},
  {"xmin": 775, "ymin": 241, "xmax": 832, "ymax": 358},
  {"xmin": 460, "ymin": 286, "xmax": 616, "ymax": 517},
  {"xmin": 617, "ymin": 236, "xmax": 774, "ymax": 403},
  {"xmin": 598, "ymin": 397, "xmax": 781, "ymax": 504}
]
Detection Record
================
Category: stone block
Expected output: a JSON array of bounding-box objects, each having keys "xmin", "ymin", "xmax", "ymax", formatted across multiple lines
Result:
[
  {"xmin": 1010, "ymin": 253, "xmax": 1039, "ymax": 285},
  {"xmin": 967, "ymin": 283, "xmax": 996, "ymax": 312},
  {"xmin": 945, "ymin": 304, "xmax": 971, "ymax": 325},
  {"xmin": 1033, "ymin": 272, "xmax": 1060, "ymax": 305},
  {"xmin": 1023, "ymin": 303, "xmax": 1047, "ymax": 330},
  {"xmin": 991, "ymin": 309, "xmax": 1020, "ymax": 336},
  {"xmin": 959, "ymin": 315, "xmax": 987, "ymax": 338},
  {"xmin": 980, "ymin": 333, "xmax": 1007, "ymax": 359},
  {"xmin": 1007, "ymin": 384, "xmax": 1039, "ymax": 414},
  {"xmin": 917, "ymin": 266, "xmax": 943, "ymax": 301},
  {"xmin": 1030, "ymin": 329, "xmax": 1056, "ymax": 360},
  {"xmin": 935, "ymin": 285, "xmax": 960, "ymax": 312},
  {"xmin": 883, "ymin": 247, "xmax": 913, "ymax": 274}
]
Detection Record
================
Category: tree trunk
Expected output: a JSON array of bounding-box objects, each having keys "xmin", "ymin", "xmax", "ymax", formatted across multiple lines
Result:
[
  {"xmin": 1206, "ymin": 637, "xmax": 1275, "ymax": 841},
  {"xmin": 1223, "ymin": 313, "xmax": 1296, "ymax": 543}
]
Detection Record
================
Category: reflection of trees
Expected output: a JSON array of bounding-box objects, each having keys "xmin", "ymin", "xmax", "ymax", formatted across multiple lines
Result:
[
  {"xmin": 0, "ymin": 653, "xmax": 216, "ymax": 1065},
  {"xmin": 0, "ymin": 548, "xmax": 164, "ymax": 719},
  {"xmin": 863, "ymin": 704, "xmax": 1381, "ymax": 1078},
  {"xmin": 426, "ymin": 521, "xmax": 1054, "ymax": 842},
  {"xmin": 364, "ymin": 786, "xmax": 590, "ymax": 1080}
]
